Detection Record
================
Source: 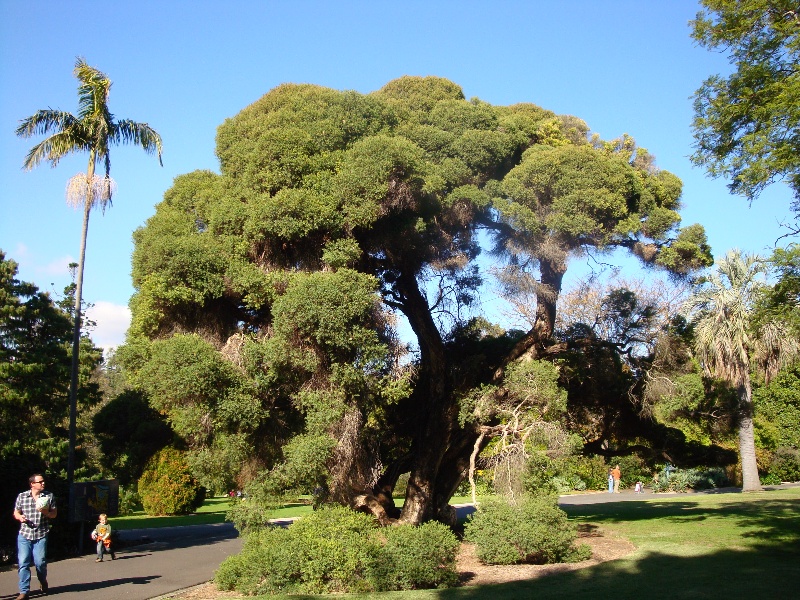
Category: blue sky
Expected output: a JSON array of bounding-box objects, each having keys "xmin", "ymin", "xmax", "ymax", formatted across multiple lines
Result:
[{"xmin": 1, "ymin": 0, "xmax": 796, "ymax": 352}]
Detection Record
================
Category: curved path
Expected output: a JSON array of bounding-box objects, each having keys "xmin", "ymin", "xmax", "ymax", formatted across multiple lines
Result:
[{"xmin": 0, "ymin": 523, "xmax": 241, "ymax": 600}]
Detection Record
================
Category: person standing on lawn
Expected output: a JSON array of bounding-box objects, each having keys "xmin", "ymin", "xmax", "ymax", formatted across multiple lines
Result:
[
  {"xmin": 12, "ymin": 473, "xmax": 57, "ymax": 600},
  {"xmin": 611, "ymin": 464, "xmax": 622, "ymax": 493}
]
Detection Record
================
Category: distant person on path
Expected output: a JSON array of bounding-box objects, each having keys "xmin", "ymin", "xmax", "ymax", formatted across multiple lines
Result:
[
  {"xmin": 611, "ymin": 464, "xmax": 621, "ymax": 493},
  {"xmin": 634, "ymin": 481, "xmax": 643, "ymax": 494},
  {"xmin": 13, "ymin": 473, "xmax": 57, "ymax": 600},
  {"xmin": 91, "ymin": 513, "xmax": 116, "ymax": 562},
  {"xmin": 607, "ymin": 468, "xmax": 614, "ymax": 493}
]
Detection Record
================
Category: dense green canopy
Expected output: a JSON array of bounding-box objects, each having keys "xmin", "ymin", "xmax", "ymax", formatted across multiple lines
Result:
[
  {"xmin": 123, "ymin": 77, "xmax": 712, "ymax": 524},
  {"xmin": 691, "ymin": 0, "xmax": 800, "ymax": 213}
]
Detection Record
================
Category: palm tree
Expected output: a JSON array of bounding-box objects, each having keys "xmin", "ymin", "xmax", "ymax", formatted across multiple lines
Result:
[
  {"xmin": 683, "ymin": 249, "xmax": 799, "ymax": 491},
  {"xmin": 16, "ymin": 57, "xmax": 162, "ymax": 487}
]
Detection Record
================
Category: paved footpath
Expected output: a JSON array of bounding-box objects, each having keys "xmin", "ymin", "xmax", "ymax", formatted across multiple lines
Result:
[{"xmin": 0, "ymin": 523, "xmax": 242, "ymax": 600}]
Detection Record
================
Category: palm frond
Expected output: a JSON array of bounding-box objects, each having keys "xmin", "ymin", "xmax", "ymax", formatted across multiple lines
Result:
[
  {"xmin": 21, "ymin": 130, "xmax": 91, "ymax": 170},
  {"xmin": 753, "ymin": 321, "xmax": 800, "ymax": 384},
  {"xmin": 15, "ymin": 110, "xmax": 78, "ymax": 139},
  {"xmin": 74, "ymin": 57, "xmax": 112, "ymax": 122},
  {"xmin": 683, "ymin": 249, "xmax": 766, "ymax": 384},
  {"xmin": 114, "ymin": 120, "xmax": 164, "ymax": 165}
]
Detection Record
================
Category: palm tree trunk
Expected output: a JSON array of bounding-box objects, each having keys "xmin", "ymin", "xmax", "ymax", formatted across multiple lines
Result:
[
  {"xmin": 737, "ymin": 372, "xmax": 762, "ymax": 492},
  {"xmin": 66, "ymin": 162, "xmax": 95, "ymax": 491}
]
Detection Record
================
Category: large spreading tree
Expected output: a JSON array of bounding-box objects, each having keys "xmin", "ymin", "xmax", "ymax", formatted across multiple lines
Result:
[{"xmin": 122, "ymin": 77, "xmax": 712, "ymax": 524}]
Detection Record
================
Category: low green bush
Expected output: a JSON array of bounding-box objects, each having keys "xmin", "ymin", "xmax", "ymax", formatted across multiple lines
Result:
[
  {"xmin": 572, "ymin": 454, "xmax": 608, "ymax": 490},
  {"xmin": 215, "ymin": 505, "xmax": 460, "ymax": 595},
  {"xmin": 767, "ymin": 447, "xmax": 800, "ymax": 483},
  {"xmin": 463, "ymin": 495, "xmax": 591, "ymax": 565},
  {"xmin": 118, "ymin": 486, "xmax": 143, "ymax": 516},
  {"xmin": 651, "ymin": 465, "xmax": 729, "ymax": 492},
  {"xmin": 368, "ymin": 521, "xmax": 459, "ymax": 590},
  {"xmin": 613, "ymin": 455, "xmax": 651, "ymax": 489},
  {"xmin": 138, "ymin": 447, "xmax": 205, "ymax": 515}
]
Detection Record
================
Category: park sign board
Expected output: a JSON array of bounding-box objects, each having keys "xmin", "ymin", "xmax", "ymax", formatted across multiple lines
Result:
[{"xmin": 69, "ymin": 479, "xmax": 119, "ymax": 522}]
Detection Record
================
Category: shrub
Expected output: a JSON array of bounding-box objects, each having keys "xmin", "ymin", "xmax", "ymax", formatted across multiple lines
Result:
[
  {"xmin": 573, "ymin": 454, "xmax": 608, "ymax": 490},
  {"xmin": 523, "ymin": 452, "xmax": 611, "ymax": 494},
  {"xmin": 118, "ymin": 486, "xmax": 143, "ymax": 516},
  {"xmin": 768, "ymin": 447, "xmax": 800, "ymax": 483},
  {"xmin": 454, "ymin": 469, "xmax": 493, "ymax": 497},
  {"xmin": 614, "ymin": 455, "xmax": 651, "ymax": 489},
  {"xmin": 463, "ymin": 495, "xmax": 591, "ymax": 565},
  {"xmin": 368, "ymin": 522, "xmax": 459, "ymax": 591},
  {"xmin": 216, "ymin": 505, "xmax": 461, "ymax": 594},
  {"xmin": 650, "ymin": 465, "xmax": 729, "ymax": 493},
  {"xmin": 138, "ymin": 447, "xmax": 205, "ymax": 515}
]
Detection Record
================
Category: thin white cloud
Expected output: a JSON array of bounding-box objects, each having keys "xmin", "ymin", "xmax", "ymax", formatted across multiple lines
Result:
[
  {"xmin": 7, "ymin": 243, "xmax": 74, "ymax": 285},
  {"xmin": 85, "ymin": 301, "xmax": 131, "ymax": 353},
  {"xmin": 41, "ymin": 255, "xmax": 75, "ymax": 276}
]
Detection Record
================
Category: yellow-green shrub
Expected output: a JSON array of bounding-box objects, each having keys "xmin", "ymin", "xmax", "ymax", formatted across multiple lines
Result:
[{"xmin": 138, "ymin": 447, "xmax": 204, "ymax": 515}]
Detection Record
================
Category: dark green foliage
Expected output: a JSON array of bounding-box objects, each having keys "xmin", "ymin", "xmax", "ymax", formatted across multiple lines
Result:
[
  {"xmin": 767, "ymin": 447, "xmax": 800, "ymax": 483},
  {"xmin": 1, "ymin": 251, "xmax": 73, "ymax": 452},
  {"xmin": 756, "ymin": 246, "xmax": 800, "ymax": 334},
  {"xmin": 138, "ymin": 447, "xmax": 204, "ymax": 515},
  {"xmin": 691, "ymin": 0, "xmax": 800, "ymax": 208},
  {"xmin": 614, "ymin": 455, "xmax": 653, "ymax": 489},
  {"xmin": 463, "ymin": 496, "xmax": 591, "ymax": 565},
  {"xmin": 754, "ymin": 365, "xmax": 800, "ymax": 450},
  {"xmin": 216, "ymin": 505, "xmax": 459, "ymax": 594},
  {"xmin": 92, "ymin": 389, "xmax": 173, "ymax": 485},
  {"xmin": 118, "ymin": 486, "xmax": 143, "ymax": 516},
  {"xmin": 524, "ymin": 453, "xmax": 586, "ymax": 495}
]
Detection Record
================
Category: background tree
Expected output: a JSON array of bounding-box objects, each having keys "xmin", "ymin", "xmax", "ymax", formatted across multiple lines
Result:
[
  {"xmin": 683, "ymin": 249, "xmax": 799, "ymax": 490},
  {"xmin": 691, "ymin": 0, "xmax": 800, "ymax": 224},
  {"xmin": 91, "ymin": 389, "xmax": 174, "ymax": 486},
  {"xmin": 0, "ymin": 250, "xmax": 102, "ymax": 561},
  {"xmin": 122, "ymin": 77, "xmax": 711, "ymax": 525},
  {"xmin": 16, "ymin": 57, "xmax": 163, "ymax": 486}
]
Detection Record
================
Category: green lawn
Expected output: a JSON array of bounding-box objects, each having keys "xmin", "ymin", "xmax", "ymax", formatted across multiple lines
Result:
[
  {"xmin": 111, "ymin": 495, "xmax": 234, "ymax": 530},
  {"xmin": 243, "ymin": 487, "xmax": 800, "ymax": 600},
  {"xmin": 112, "ymin": 495, "xmax": 477, "ymax": 531}
]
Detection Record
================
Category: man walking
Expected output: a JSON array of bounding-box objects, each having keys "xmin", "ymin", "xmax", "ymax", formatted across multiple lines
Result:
[{"xmin": 13, "ymin": 474, "xmax": 57, "ymax": 600}]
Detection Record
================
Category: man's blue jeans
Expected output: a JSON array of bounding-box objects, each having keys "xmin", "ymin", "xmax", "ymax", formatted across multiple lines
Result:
[{"xmin": 17, "ymin": 534, "xmax": 47, "ymax": 593}]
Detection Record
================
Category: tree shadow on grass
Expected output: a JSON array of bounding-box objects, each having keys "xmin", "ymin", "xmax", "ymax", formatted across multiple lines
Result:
[
  {"xmin": 561, "ymin": 494, "xmax": 800, "ymax": 546},
  {"xmin": 432, "ymin": 544, "xmax": 800, "ymax": 600}
]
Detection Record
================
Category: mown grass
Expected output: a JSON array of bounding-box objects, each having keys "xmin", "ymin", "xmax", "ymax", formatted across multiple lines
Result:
[
  {"xmin": 111, "ymin": 496, "xmax": 235, "ymax": 530},
  {"xmin": 112, "ymin": 495, "xmax": 477, "ymax": 531},
  {"xmin": 237, "ymin": 487, "xmax": 800, "ymax": 600}
]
